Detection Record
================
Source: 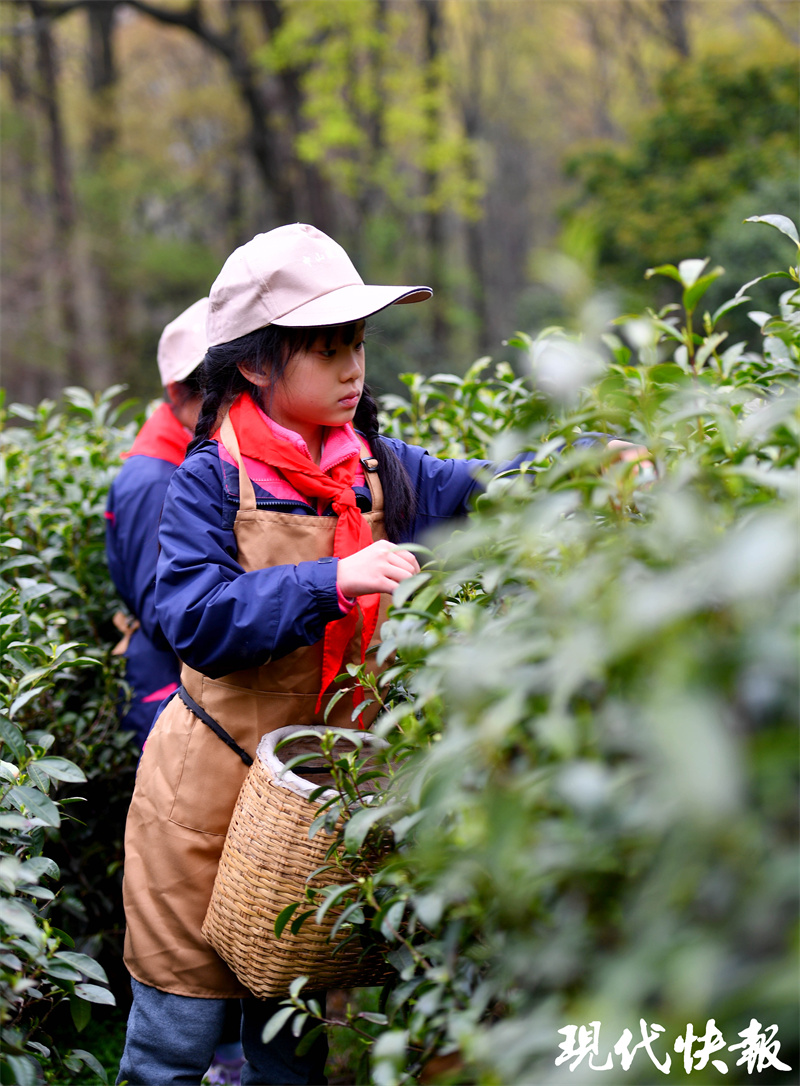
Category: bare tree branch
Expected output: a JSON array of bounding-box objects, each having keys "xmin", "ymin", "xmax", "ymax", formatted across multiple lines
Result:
[
  {"xmin": 122, "ymin": 0, "xmax": 234, "ymax": 58},
  {"xmin": 750, "ymin": 0, "xmax": 800, "ymax": 45}
]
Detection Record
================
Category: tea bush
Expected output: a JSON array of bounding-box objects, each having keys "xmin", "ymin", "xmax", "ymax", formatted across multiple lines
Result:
[
  {"xmin": 0, "ymin": 388, "xmax": 139, "ymax": 1084},
  {"xmin": 276, "ymin": 216, "xmax": 799, "ymax": 1084}
]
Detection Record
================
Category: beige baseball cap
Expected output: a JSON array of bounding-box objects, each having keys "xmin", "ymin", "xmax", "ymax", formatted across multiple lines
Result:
[
  {"xmin": 206, "ymin": 223, "xmax": 431, "ymax": 347},
  {"xmin": 157, "ymin": 297, "xmax": 209, "ymax": 385}
]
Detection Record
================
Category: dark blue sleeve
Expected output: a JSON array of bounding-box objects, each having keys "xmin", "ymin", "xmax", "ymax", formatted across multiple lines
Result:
[
  {"xmin": 387, "ymin": 433, "xmax": 610, "ymax": 540},
  {"xmin": 154, "ymin": 449, "xmax": 345, "ymax": 678},
  {"xmin": 386, "ymin": 438, "xmax": 555, "ymax": 539},
  {"xmin": 105, "ymin": 456, "xmax": 176, "ymax": 645}
]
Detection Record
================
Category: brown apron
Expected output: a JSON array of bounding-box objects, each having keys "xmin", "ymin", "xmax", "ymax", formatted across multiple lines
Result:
[{"xmin": 122, "ymin": 415, "xmax": 389, "ymax": 998}]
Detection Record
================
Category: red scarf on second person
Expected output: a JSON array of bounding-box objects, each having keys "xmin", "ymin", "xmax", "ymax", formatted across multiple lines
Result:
[
  {"xmin": 218, "ymin": 394, "xmax": 380, "ymax": 714},
  {"xmin": 121, "ymin": 402, "xmax": 190, "ymax": 466}
]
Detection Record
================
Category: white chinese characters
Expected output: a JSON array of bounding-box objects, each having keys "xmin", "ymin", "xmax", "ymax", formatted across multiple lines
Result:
[{"xmin": 556, "ymin": 1018, "xmax": 792, "ymax": 1075}]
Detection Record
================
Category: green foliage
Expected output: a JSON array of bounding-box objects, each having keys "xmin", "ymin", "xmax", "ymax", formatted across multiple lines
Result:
[
  {"xmin": 268, "ymin": 218, "xmax": 799, "ymax": 1083},
  {"xmin": 259, "ymin": 1, "xmax": 481, "ymax": 217},
  {"xmin": 0, "ymin": 388, "xmax": 137, "ymax": 1084},
  {"xmin": 564, "ymin": 51, "xmax": 800, "ymax": 294}
]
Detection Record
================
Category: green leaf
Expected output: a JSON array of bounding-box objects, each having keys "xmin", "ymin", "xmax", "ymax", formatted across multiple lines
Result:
[
  {"xmin": 344, "ymin": 803, "xmax": 400, "ymax": 853},
  {"xmin": 70, "ymin": 996, "xmax": 91, "ymax": 1032},
  {"xmin": 7, "ymin": 786, "xmax": 60, "ymax": 828},
  {"xmin": 289, "ymin": 975, "xmax": 309, "ymax": 1000},
  {"xmin": 261, "ymin": 1005, "xmax": 297, "ymax": 1045},
  {"xmin": 683, "ymin": 267, "xmax": 724, "ymax": 313},
  {"xmin": 0, "ymin": 899, "xmax": 42, "ymax": 942},
  {"xmin": 330, "ymin": 901, "xmax": 366, "ymax": 939},
  {"xmin": 9, "ymin": 687, "xmax": 50, "ymax": 719},
  {"xmin": 45, "ymin": 962, "xmax": 84, "ymax": 981},
  {"xmin": 294, "ymin": 1022, "xmax": 326, "ymax": 1057},
  {"xmin": 50, "ymin": 927, "xmax": 75, "ymax": 948},
  {"xmin": 291, "ymin": 1012, "xmax": 309, "ymax": 1038},
  {"xmin": 711, "ymin": 295, "xmax": 751, "ymax": 325},
  {"xmin": 391, "ymin": 572, "xmax": 432, "ymax": 611},
  {"xmin": 677, "ymin": 258, "xmax": 710, "ymax": 288},
  {"xmin": 645, "ymin": 263, "xmax": 682, "ymax": 283},
  {"xmin": 20, "ymin": 856, "xmax": 59, "ymax": 881},
  {"xmin": 0, "ymin": 760, "xmax": 20, "ymax": 783},
  {"xmin": 35, "ymin": 756, "xmax": 86, "ymax": 783},
  {"xmin": 359, "ymin": 1011, "xmax": 389, "ymax": 1025},
  {"xmin": 74, "ymin": 983, "xmax": 116, "ymax": 1005},
  {"xmin": 56, "ymin": 951, "xmax": 109, "ymax": 984},
  {"xmin": 290, "ymin": 909, "xmax": 316, "ymax": 936},
  {"xmin": 274, "ymin": 902, "xmax": 300, "ymax": 939},
  {"xmin": 71, "ymin": 1049, "xmax": 109, "ymax": 1084},
  {"xmin": 735, "ymin": 270, "xmax": 794, "ymax": 299},
  {"xmin": 3, "ymin": 1055, "xmax": 39, "ymax": 1086},
  {"xmin": 314, "ymin": 883, "xmax": 357, "ymax": 925},
  {"xmin": 745, "ymin": 214, "xmax": 800, "ymax": 245},
  {"xmin": 0, "ymin": 717, "xmax": 26, "ymax": 761},
  {"xmin": 25, "ymin": 763, "xmax": 50, "ymax": 792}
]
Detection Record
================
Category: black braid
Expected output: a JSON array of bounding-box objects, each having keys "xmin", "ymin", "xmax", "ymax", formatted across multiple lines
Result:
[
  {"xmin": 186, "ymin": 325, "xmax": 301, "ymax": 456},
  {"xmin": 354, "ymin": 384, "xmax": 416, "ymax": 543}
]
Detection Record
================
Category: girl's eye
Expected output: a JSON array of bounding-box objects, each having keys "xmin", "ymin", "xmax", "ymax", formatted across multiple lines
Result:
[
  {"xmin": 319, "ymin": 349, "xmax": 336, "ymax": 359},
  {"xmin": 355, "ymin": 340, "xmax": 365, "ymax": 352}
]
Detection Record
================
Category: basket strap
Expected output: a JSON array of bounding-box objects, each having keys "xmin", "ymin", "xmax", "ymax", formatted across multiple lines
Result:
[{"xmin": 177, "ymin": 685, "xmax": 254, "ymax": 767}]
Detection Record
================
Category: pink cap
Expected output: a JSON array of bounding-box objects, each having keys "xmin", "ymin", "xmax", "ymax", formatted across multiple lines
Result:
[
  {"xmin": 157, "ymin": 298, "xmax": 209, "ymax": 386},
  {"xmin": 206, "ymin": 223, "xmax": 431, "ymax": 347}
]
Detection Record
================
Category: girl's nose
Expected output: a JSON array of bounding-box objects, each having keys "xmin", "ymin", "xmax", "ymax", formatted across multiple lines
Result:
[{"xmin": 341, "ymin": 347, "xmax": 363, "ymax": 378}]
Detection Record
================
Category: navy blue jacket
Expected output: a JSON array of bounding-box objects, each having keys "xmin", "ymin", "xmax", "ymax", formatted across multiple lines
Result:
[
  {"xmin": 106, "ymin": 455, "xmax": 183, "ymax": 746},
  {"xmin": 154, "ymin": 437, "xmax": 515, "ymax": 680}
]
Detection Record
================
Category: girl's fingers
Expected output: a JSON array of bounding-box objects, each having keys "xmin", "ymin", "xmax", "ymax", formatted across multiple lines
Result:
[
  {"xmin": 336, "ymin": 541, "xmax": 419, "ymax": 597},
  {"xmin": 387, "ymin": 549, "xmax": 419, "ymax": 574}
]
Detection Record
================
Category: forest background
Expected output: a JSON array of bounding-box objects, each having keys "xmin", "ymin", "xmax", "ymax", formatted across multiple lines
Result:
[{"xmin": 1, "ymin": 0, "xmax": 799, "ymax": 405}]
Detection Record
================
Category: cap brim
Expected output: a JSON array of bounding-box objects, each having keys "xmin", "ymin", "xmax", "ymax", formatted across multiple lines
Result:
[
  {"xmin": 165, "ymin": 356, "xmax": 205, "ymax": 385},
  {"xmin": 271, "ymin": 284, "xmax": 432, "ymax": 328}
]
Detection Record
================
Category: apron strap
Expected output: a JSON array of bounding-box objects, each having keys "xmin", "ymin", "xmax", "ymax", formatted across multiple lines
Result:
[
  {"xmin": 178, "ymin": 685, "xmax": 253, "ymax": 767},
  {"xmin": 358, "ymin": 439, "xmax": 384, "ymax": 515},
  {"xmin": 219, "ymin": 413, "xmax": 258, "ymax": 514}
]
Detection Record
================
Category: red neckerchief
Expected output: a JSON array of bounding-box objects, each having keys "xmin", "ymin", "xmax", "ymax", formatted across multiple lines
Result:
[
  {"xmin": 216, "ymin": 394, "xmax": 380, "ymax": 713},
  {"xmin": 121, "ymin": 402, "xmax": 190, "ymax": 466}
]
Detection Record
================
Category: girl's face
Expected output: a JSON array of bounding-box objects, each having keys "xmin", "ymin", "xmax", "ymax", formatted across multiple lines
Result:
[{"xmin": 245, "ymin": 322, "xmax": 366, "ymax": 449}]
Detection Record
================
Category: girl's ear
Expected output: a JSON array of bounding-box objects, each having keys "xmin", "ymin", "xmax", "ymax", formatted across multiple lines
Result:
[{"xmin": 237, "ymin": 363, "xmax": 270, "ymax": 388}]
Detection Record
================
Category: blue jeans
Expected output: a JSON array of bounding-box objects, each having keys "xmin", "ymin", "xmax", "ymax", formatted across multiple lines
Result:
[{"xmin": 117, "ymin": 978, "xmax": 327, "ymax": 1085}]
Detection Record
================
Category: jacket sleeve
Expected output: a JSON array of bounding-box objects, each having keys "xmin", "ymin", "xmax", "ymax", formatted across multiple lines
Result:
[
  {"xmin": 385, "ymin": 434, "xmax": 610, "ymax": 540},
  {"xmin": 154, "ymin": 449, "xmax": 345, "ymax": 678},
  {"xmin": 385, "ymin": 439, "xmax": 538, "ymax": 538},
  {"xmin": 105, "ymin": 456, "xmax": 176, "ymax": 647}
]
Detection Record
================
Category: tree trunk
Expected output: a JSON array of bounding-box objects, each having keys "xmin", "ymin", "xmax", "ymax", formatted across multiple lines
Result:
[
  {"xmin": 84, "ymin": 0, "xmax": 129, "ymax": 389},
  {"xmin": 459, "ymin": 4, "xmax": 491, "ymax": 357},
  {"xmin": 256, "ymin": 0, "xmax": 335, "ymax": 232},
  {"xmin": 29, "ymin": 0, "xmax": 83, "ymax": 384},
  {"xmin": 125, "ymin": 0, "xmax": 299, "ymax": 223},
  {"xmin": 419, "ymin": 0, "xmax": 447, "ymax": 364},
  {"xmin": 660, "ymin": 0, "xmax": 691, "ymax": 58}
]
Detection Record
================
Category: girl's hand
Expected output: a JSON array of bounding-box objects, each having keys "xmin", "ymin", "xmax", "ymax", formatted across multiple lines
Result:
[
  {"xmin": 606, "ymin": 439, "xmax": 655, "ymax": 479},
  {"xmin": 337, "ymin": 539, "xmax": 420, "ymax": 597}
]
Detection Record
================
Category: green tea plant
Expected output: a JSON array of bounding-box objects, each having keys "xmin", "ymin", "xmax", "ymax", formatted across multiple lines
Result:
[
  {"xmin": 270, "ymin": 216, "xmax": 799, "ymax": 1085},
  {"xmin": 0, "ymin": 388, "xmax": 138, "ymax": 1084}
]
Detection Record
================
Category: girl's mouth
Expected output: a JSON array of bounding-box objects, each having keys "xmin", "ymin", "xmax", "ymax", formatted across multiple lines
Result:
[{"xmin": 338, "ymin": 392, "xmax": 361, "ymax": 408}]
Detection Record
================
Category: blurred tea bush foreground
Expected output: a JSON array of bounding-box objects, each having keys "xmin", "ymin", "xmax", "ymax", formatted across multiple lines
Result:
[{"xmin": 0, "ymin": 216, "xmax": 798, "ymax": 1084}]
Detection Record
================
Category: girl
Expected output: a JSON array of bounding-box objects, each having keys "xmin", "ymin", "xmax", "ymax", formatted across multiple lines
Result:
[{"xmin": 117, "ymin": 223, "xmax": 608, "ymax": 1085}]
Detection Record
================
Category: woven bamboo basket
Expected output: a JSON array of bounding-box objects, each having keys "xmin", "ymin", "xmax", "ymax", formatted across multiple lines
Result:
[{"xmin": 202, "ymin": 725, "xmax": 391, "ymax": 997}]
